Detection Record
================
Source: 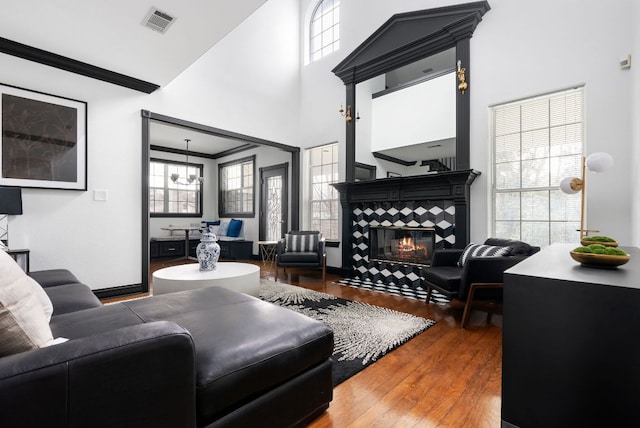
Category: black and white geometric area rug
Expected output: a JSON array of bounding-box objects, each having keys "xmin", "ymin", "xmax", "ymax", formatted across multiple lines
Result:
[
  {"xmin": 259, "ymin": 280, "xmax": 435, "ymax": 386},
  {"xmin": 335, "ymin": 277, "xmax": 451, "ymax": 304}
]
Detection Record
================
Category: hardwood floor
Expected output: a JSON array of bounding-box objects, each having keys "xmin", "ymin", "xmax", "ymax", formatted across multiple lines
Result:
[{"xmin": 104, "ymin": 259, "xmax": 503, "ymax": 427}]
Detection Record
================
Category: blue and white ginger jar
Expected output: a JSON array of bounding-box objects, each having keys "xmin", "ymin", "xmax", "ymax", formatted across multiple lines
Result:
[{"xmin": 196, "ymin": 227, "xmax": 220, "ymax": 271}]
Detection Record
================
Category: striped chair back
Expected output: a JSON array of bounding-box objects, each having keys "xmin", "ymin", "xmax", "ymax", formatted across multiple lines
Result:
[{"xmin": 285, "ymin": 231, "xmax": 321, "ymax": 253}]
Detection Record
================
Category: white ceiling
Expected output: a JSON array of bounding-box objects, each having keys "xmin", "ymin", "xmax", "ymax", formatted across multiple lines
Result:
[
  {"xmin": 0, "ymin": 0, "xmax": 267, "ymax": 88},
  {"xmin": 150, "ymin": 121, "xmax": 253, "ymax": 155}
]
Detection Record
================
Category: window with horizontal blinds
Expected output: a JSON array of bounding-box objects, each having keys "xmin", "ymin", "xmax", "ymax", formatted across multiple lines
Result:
[{"xmin": 491, "ymin": 87, "xmax": 584, "ymax": 247}]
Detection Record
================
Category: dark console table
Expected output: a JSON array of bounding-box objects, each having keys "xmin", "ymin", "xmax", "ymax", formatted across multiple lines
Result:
[
  {"xmin": 218, "ymin": 240, "xmax": 253, "ymax": 260},
  {"xmin": 150, "ymin": 238, "xmax": 200, "ymax": 259},
  {"xmin": 502, "ymin": 243, "xmax": 640, "ymax": 428},
  {"xmin": 150, "ymin": 239, "xmax": 253, "ymax": 261}
]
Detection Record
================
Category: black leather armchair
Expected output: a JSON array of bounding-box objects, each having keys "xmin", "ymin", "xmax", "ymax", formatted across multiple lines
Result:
[
  {"xmin": 423, "ymin": 238, "xmax": 540, "ymax": 328},
  {"xmin": 275, "ymin": 231, "xmax": 326, "ymax": 282}
]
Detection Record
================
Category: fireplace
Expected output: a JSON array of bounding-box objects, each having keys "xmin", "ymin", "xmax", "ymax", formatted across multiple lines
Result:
[
  {"xmin": 332, "ymin": 170, "xmax": 479, "ymax": 293},
  {"xmin": 370, "ymin": 226, "xmax": 435, "ymax": 266}
]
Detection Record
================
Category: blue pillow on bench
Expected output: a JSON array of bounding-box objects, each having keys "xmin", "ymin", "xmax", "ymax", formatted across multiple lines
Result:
[{"xmin": 226, "ymin": 219, "xmax": 243, "ymax": 237}]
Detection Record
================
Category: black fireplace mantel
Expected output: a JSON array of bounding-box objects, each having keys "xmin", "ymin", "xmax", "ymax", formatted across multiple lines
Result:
[
  {"xmin": 332, "ymin": 169, "xmax": 480, "ymax": 204},
  {"xmin": 332, "ymin": 170, "xmax": 480, "ymax": 271}
]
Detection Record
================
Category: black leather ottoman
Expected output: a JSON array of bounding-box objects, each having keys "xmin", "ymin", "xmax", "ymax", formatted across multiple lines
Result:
[{"xmin": 49, "ymin": 286, "xmax": 334, "ymax": 427}]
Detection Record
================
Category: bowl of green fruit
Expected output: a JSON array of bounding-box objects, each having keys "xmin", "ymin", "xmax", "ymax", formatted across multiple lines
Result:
[
  {"xmin": 570, "ymin": 244, "xmax": 629, "ymax": 268},
  {"xmin": 580, "ymin": 235, "xmax": 618, "ymax": 247}
]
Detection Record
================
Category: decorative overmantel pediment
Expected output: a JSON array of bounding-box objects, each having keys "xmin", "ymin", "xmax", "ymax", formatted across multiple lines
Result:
[{"xmin": 332, "ymin": 1, "xmax": 491, "ymax": 85}]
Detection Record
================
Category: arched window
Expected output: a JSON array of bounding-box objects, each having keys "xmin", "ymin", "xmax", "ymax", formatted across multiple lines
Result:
[{"xmin": 309, "ymin": 0, "xmax": 340, "ymax": 63}]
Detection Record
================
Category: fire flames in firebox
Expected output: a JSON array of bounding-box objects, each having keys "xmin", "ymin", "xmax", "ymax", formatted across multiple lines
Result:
[
  {"xmin": 396, "ymin": 234, "xmax": 428, "ymax": 259},
  {"xmin": 370, "ymin": 226, "xmax": 435, "ymax": 266}
]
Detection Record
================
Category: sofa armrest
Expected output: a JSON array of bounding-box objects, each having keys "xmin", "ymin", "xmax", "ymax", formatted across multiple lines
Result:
[
  {"xmin": 28, "ymin": 269, "xmax": 81, "ymax": 288},
  {"xmin": 430, "ymin": 249, "xmax": 464, "ymax": 267},
  {"xmin": 0, "ymin": 321, "xmax": 196, "ymax": 428}
]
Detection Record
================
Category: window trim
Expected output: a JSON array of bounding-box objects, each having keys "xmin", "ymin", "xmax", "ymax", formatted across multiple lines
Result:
[
  {"xmin": 150, "ymin": 157, "xmax": 204, "ymax": 218},
  {"xmin": 308, "ymin": 142, "xmax": 339, "ymax": 240},
  {"xmin": 218, "ymin": 155, "xmax": 256, "ymax": 218},
  {"xmin": 490, "ymin": 86, "xmax": 585, "ymax": 246},
  {"xmin": 309, "ymin": 0, "xmax": 340, "ymax": 64}
]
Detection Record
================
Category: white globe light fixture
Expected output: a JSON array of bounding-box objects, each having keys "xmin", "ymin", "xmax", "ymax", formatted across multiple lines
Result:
[
  {"xmin": 585, "ymin": 152, "xmax": 614, "ymax": 173},
  {"xmin": 559, "ymin": 152, "xmax": 613, "ymax": 239},
  {"xmin": 559, "ymin": 177, "xmax": 582, "ymax": 194}
]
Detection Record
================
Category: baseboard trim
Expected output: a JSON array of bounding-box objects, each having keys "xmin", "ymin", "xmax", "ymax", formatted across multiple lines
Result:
[
  {"xmin": 94, "ymin": 283, "xmax": 145, "ymax": 299},
  {"xmin": 327, "ymin": 266, "xmax": 349, "ymax": 276}
]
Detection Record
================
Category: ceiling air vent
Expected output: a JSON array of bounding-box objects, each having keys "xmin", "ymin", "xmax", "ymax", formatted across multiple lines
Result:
[{"xmin": 143, "ymin": 7, "xmax": 176, "ymax": 34}]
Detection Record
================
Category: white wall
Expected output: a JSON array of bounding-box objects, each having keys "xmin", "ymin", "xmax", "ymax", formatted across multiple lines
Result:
[
  {"xmin": 471, "ymin": 0, "xmax": 633, "ymax": 244},
  {"xmin": 2, "ymin": 67, "xmax": 148, "ymax": 289},
  {"xmin": 632, "ymin": 1, "xmax": 640, "ymax": 246},
  {"xmin": 2, "ymin": 0, "xmax": 301, "ymax": 289},
  {"xmin": 299, "ymin": 0, "xmax": 636, "ymax": 248}
]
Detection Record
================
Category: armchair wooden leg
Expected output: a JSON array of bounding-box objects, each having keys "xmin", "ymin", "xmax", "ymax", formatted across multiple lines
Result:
[
  {"xmin": 425, "ymin": 286, "xmax": 433, "ymax": 304},
  {"xmin": 461, "ymin": 288, "xmax": 475, "ymax": 329},
  {"xmin": 275, "ymin": 263, "xmax": 279, "ymax": 282},
  {"xmin": 461, "ymin": 283, "xmax": 503, "ymax": 329}
]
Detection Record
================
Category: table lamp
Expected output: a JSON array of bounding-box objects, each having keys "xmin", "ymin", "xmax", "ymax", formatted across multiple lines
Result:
[{"xmin": 0, "ymin": 187, "xmax": 23, "ymax": 246}]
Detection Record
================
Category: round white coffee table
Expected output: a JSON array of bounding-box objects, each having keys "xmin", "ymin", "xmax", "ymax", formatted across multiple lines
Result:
[{"xmin": 152, "ymin": 262, "xmax": 260, "ymax": 296}]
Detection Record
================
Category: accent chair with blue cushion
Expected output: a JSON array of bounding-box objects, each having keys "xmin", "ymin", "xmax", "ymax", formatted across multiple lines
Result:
[
  {"xmin": 422, "ymin": 238, "xmax": 540, "ymax": 329},
  {"xmin": 275, "ymin": 231, "xmax": 326, "ymax": 282}
]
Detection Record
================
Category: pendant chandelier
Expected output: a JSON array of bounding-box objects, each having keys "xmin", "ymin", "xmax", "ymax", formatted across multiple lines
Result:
[{"xmin": 170, "ymin": 138, "xmax": 204, "ymax": 185}]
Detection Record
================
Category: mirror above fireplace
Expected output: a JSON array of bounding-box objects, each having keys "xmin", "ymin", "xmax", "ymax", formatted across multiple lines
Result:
[{"xmin": 332, "ymin": 1, "xmax": 491, "ymax": 182}]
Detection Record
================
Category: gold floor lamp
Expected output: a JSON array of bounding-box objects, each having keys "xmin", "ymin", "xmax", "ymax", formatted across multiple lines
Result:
[{"xmin": 559, "ymin": 152, "xmax": 613, "ymax": 239}]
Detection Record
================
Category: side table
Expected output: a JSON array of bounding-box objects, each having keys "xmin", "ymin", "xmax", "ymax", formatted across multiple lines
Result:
[
  {"xmin": 258, "ymin": 241, "xmax": 278, "ymax": 265},
  {"xmin": 7, "ymin": 248, "xmax": 30, "ymax": 272}
]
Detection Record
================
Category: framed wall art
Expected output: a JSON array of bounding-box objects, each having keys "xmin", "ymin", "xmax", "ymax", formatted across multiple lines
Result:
[{"xmin": 0, "ymin": 83, "xmax": 87, "ymax": 190}]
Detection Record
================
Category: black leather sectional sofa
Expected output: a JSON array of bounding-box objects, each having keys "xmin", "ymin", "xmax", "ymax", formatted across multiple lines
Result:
[{"xmin": 0, "ymin": 269, "xmax": 334, "ymax": 427}]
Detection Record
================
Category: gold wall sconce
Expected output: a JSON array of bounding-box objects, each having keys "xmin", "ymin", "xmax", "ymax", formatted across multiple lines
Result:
[
  {"xmin": 559, "ymin": 152, "xmax": 614, "ymax": 238},
  {"xmin": 456, "ymin": 60, "xmax": 468, "ymax": 94},
  {"xmin": 339, "ymin": 104, "xmax": 360, "ymax": 123}
]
